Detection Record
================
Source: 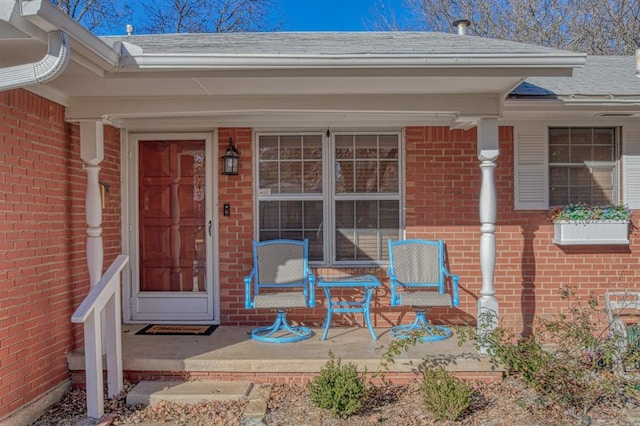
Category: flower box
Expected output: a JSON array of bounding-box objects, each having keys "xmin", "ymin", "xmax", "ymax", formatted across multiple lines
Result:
[{"xmin": 553, "ymin": 220, "xmax": 629, "ymax": 245}]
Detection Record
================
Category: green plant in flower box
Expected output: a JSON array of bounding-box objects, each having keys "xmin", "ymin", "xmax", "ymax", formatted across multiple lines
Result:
[{"xmin": 549, "ymin": 203, "xmax": 631, "ymax": 223}]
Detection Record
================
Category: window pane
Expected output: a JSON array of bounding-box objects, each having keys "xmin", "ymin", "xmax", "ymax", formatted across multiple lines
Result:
[
  {"xmin": 355, "ymin": 231, "xmax": 378, "ymax": 260},
  {"xmin": 550, "ymin": 187, "xmax": 568, "ymax": 206},
  {"xmin": 355, "ymin": 161, "xmax": 378, "ymax": 192},
  {"xmin": 303, "ymin": 135, "xmax": 323, "ymax": 159},
  {"xmin": 592, "ymin": 191, "xmax": 613, "ymax": 204},
  {"xmin": 379, "ymin": 135, "xmax": 398, "ymax": 159},
  {"xmin": 549, "ymin": 128, "xmax": 569, "ymax": 145},
  {"xmin": 379, "ymin": 161, "xmax": 398, "ymax": 192},
  {"xmin": 304, "ymin": 231, "xmax": 323, "ymax": 261},
  {"xmin": 570, "ymin": 145, "xmax": 591, "ymax": 163},
  {"xmin": 280, "ymin": 162, "xmax": 302, "ymax": 193},
  {"xmin": 379, "ymin": 200, "xmax": 400, "ymax": 228},
  {"xmin": 335, "ymin": 231, "xmax": 355, "ymax": 261},
  {"xmin": 592, "ymin": 168, "xmax": 613, "ymax": 188},
  {"xmin": 335, "ymin": 135, "xmax": 353, "ymax": 159},
  {"xmin": 281, "ymin": 201, "xmax": 303, "ymax": 229},
  {"xmin": 258, "ymin": 132, "xmax": 400, "ymax": 266},
  {"xmin": 260, "ymin": 202, "xmax": 280, "ymax": 229},
  {"xmin": 304, "ymin": 201, "xmax": 323, "ymax": 229},
  {"xmin": 549, "ymin": 144, "xmax": 569, "ymax": 163},
  {"xmin": 280, "ymin": 135, "xmax": 302, "ymax": 160},
  {"xmin": 548, "ymin": 127, "xmax": 617, "ymax": 206},
  {"xmin": 549, "ymin": 167, "xmax": 568, "ymax": 185},
  {"xmin": 258, "ymin": 200, "xmax": 324, "ymax": 261},
  {"xmin": 569, "ymin": 167, "xmax": 591, "ymax": 186},
  {"xmin": 259, "ymin": 136, "xmax": 278, "ymax": 160},
  {"xmin": 571, "ymin": 188, "xmax": 593, "ymax": 204},
  {"xmin": 303, "ymin": 161, "xmax": 323, "ymax": 193},
  {"xmin": 281, "ymin": 231, "xmax": 303, "ymax": 240},
  {"xmin": 335, "ymin": 161, "xmax": 354, "ymax": 193},
  {"xmin": 334, "ymin": 200, "xmax": 400, "ymax": 262},
  {"xmin": 356, "ymin": 200, "xmax": 378, "ymax": 228},
  {"xmin": 259, "ymin": 162, "xmax": 278, "ymax": 193},
  {"xmin": 570, "ymin": 128, "xmax": 591, "ymax": 145},
  {"xmin": 593, "ymin": 145, "xmax": 613, "ymax": 161},
  {"xmin": 335, "ymin": 200, "xmax": 354, "ymax": 228},
  {"xmin": 260, "ymin": 231, "xmax": 280, "ymax": 241},
  {"xmin": 355, "ymin": 135, "xmax": 377, "ymax": 159},
  {"xmin": 594, "ymin": 128, "xmax": 615, "ymax": 145}
]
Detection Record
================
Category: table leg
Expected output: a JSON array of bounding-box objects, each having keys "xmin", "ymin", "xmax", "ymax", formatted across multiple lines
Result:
[
  {"xmin": 321, "ymin": 287, "xmax": 332, "ymax": 340},
  {"xmin": 363, "ymin": 287, "xmax": 377, "ymax": 340}
]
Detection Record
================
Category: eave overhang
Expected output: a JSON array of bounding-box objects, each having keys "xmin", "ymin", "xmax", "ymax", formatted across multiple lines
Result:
[{"xmin": 1, "ymin": 2, "xmax": 589, "ymax": 130}]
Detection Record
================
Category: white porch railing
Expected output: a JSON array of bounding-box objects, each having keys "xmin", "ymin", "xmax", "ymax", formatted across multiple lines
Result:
[{"xmin": 71, "ymin": 255, "xmax": 129, "ymax": 419}]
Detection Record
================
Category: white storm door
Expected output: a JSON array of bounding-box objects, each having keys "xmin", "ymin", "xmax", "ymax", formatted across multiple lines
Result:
[{"xmin": 130, "ymin": 136, "xmax": 216, "ymax": 322}]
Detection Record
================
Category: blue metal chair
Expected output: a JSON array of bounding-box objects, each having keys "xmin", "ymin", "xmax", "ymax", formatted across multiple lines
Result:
[
  {"xmin": 244, "ymin": 239, "xmax": 316, "ymax": 343},
  {"xmin": 387, "ymin": 239, "xmax": 460, "ymax": 341}
]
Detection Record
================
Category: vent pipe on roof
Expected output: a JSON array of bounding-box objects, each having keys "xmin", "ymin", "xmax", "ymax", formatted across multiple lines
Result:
[
  {"xmin": 0, "ymin": 31, "xmax": 70, "ymax": 91},
  {"xmin": 452, "ymin": 19, "xmax": 471, "ymax": 35}
]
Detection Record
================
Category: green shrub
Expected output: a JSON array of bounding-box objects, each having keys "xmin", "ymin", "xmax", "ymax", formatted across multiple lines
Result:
[
  {"xmin": 458, "ymin": 287, "xmax": 637, "ymax": 424},
  {"xmin": 308, "ymin": 351, "xmax": 367, "ymax": 417},
  {"xmin": 421, "ymin": 368, "xmax": 473, "ymax": 421}
]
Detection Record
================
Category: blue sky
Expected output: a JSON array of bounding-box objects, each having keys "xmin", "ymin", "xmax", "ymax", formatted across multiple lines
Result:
[
  {"xmin": 269, "ymin": 0, "xmax": 407, "ymax": 31},
  {"xmin": 96, "ymin": 0, "xmax": 410, "ymax": 35}
]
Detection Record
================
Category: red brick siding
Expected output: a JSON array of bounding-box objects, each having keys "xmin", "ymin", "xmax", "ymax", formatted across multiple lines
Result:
[
  {"xmin": 217, "ymin": 128, "xmax": 257, "ymax": 325},
  {"xmin": 217, "ymin": 125, "xmax": 640, "ymax": 336},
  {"xmin": 399, "ymin": 126, "xmax": 639, "ymax": 334},
  {"xmin": 0, "ymin": 90, "xmax": 121, "ymax": 419}
]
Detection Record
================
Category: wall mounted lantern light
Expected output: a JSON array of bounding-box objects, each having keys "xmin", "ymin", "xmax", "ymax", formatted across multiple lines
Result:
[{"xmin": 221, "ymin": 137, "xmax": 239, "ymax": 175}]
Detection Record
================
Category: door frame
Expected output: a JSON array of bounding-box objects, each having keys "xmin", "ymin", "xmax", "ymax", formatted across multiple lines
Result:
[{"xmin": 122, "ymin": 131, "xmax": 220, "ymax": 324}]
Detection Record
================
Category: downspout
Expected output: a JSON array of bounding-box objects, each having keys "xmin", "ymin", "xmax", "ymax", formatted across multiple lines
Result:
[{"xmin": 0, "ymin": 30, "xmax": 69, "ymax": 91}]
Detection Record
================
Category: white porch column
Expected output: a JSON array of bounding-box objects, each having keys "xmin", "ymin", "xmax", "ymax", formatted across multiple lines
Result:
[
  {"xmin": 477, "ymin": 118, "xmax": 499, "ymax": 354},
  {"xmin": 80, "ymin": 121, "xmax": 105, "ymax": 286}
]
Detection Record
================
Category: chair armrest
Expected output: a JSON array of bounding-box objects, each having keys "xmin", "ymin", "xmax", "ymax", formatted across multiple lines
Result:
[
  {"xmin": 444, "ymin": 268, "xmax": 460, "ymax": 307},
  {"xmin": 387, "ymin": 266, "xmax": 401, "ymax": 306},
  {"xmin": 308, "ymin": 272, "xmax": 316, "ymax": 308},
  {"xmin": 244, "ymin": 268, "xmax": 255, "ymax": 309},
  {"xmin": 451, "ymin": 274, "xmax": 460, "ymax": 307}
]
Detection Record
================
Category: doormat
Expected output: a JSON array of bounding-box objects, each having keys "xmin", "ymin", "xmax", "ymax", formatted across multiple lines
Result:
[{"xmin": 135, "ymin": 324, "xmax": 218, "ymax": 336}]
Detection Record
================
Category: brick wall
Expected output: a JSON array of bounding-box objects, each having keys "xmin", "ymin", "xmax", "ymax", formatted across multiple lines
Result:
[
  {"xmin": 218, "ymin": 125, "xmax": 640, "ymax": 336},
  {"xmin": 0, "ymin": 90, "xmax": 121, "ymax": 419},
  {"xmin": 398, "ymin": 125, "xmax": 638, "ymax": 334},
  {"xmin": 3, "ymin": 101, "xmax": 633, "ymax": 414},
  {"xmin": 217, "ymin": 128, "xmax": 257, "ymax": 324}
]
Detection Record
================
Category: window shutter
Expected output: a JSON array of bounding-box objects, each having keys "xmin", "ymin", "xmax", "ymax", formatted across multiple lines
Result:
[
  {"xmin": 623, "ymin": 125, "xmax": 640, "ymax": 209},
  {"xmin": 514, "ymin": 124, "xmax": 548, "ymax": 210}
]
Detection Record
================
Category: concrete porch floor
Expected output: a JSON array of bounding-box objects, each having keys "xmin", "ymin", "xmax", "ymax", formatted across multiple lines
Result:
[{"xmin": 67, "ymin": 324, "xmax": 502, "ymax": 385}]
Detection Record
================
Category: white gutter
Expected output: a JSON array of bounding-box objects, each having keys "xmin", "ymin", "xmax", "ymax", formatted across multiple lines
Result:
[
  {"xmin": 116, "ymin": 41, "xmax": 586, "ymax": 71},
  {"xmin": 561, "ymin": 96, "xmax": 640, "ymax": 106},
  {"xmin": 19, "ymin": 0, "xmax": 119, "ymax": 72},
  {"xmin": 0, "ymin": 30, "xmax": 69, "ymax": 91},
  {"xmin": 119, "ymin": 53, "xmax": 586, "ymax": 70}
]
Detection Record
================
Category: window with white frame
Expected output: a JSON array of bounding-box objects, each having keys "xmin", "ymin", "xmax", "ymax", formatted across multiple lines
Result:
[
  {"xmin": 256, "ymin": 132, "xmax": 402, "ymax": 265},
  {"xmin": 548, "ymin": 127, "xmax": 619, "ymax": 206}
]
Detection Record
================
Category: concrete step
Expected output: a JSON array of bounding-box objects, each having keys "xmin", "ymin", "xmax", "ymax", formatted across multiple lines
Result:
[{"xmin": 126, "ymin": 380, "xmax": 254, "ymax": 406}]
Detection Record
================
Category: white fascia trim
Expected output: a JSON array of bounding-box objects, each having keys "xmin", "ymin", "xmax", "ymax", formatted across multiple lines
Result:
[
  {"xmin": 561, "ymin": 98, "xmax": 640, "ymax": 106},
  {"xmin": 119, "ymin": 53, "xmax": 586, "ymax": 71},
  {"xmin": 19, "ymin": 0, "xmax": 119, "ymax": 70}
]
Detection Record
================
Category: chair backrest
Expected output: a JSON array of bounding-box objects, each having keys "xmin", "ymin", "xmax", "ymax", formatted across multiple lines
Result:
[
  {"xmin": 254, "ymin": 239, "xmax": 308, "ymax": 288},
  {"xmin": 388, "ymin": 239, "xmax": 444, "ymax": 290}
]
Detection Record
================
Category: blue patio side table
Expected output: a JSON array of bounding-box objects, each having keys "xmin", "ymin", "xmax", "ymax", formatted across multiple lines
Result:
[{"xmin": 317, "ymin": 275, "xmax": 381, "ymax": 340}]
